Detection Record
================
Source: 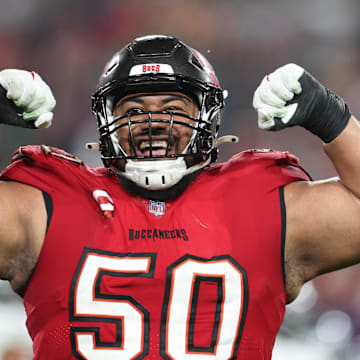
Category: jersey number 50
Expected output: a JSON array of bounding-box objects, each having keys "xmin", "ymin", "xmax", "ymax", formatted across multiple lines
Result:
[{"xmin": 70, "ymin": 248, "xmax": 248, "ymax": 359}]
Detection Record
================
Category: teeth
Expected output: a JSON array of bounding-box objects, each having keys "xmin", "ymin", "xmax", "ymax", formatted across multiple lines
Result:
[{"xmin": 139, "ymin": 140, "xmax": 168, "ymax": 151}]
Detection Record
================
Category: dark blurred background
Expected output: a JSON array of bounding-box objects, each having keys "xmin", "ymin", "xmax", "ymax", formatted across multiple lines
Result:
[{"xmin": 1, "ymin": 0, "xmax": 360, "ymax": 358}]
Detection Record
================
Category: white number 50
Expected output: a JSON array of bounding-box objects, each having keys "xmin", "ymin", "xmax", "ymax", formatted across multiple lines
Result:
[{"xmin": 70, "ymin": 249, "xmax": 248, "ymax": 360}]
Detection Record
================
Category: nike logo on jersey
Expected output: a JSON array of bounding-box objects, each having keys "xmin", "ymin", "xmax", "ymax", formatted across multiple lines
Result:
[{"xmin": 129, "ymin": 228, "xmax": 189, "ymax": 241}]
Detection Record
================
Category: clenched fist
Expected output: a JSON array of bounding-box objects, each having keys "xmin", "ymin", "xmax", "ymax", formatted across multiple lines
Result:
[
  {"xmin": 252, "ymin": 63, "xmax": 350, "ymax": 143},
  {"xmin": 0, "ymin": 69, "xmax": 56, "ymax": 128}
]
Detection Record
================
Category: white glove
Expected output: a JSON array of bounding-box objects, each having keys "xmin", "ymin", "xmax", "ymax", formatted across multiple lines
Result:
[
  {"xmin": 252, "ymin": 63, "xmax": 351, "ymax": 142},
  {"xmin": 0, "ymin": 69, "xmax": 56, "ymax": 128},
  {"xmin": 252, "ymin": 63, "xmax": 304, "ymax": 130}
]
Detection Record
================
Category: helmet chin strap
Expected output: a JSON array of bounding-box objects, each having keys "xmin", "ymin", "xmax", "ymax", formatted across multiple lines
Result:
[
  {"xmin": 85, "ymin": 135, "xmax": 239, "ymax": 190},
  {"xmin": 118, "ymin": 135, "xmax": 239, "ymax": 190},
  {"xmin": 121, "ymin": 157, "xmax": 211, "ymax": 190}
]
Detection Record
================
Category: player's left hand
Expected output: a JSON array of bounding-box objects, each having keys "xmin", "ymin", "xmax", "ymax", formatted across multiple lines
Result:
[
  {"xmin": 252, "ymin": 63, "xmax": 351, "ymax": 143},
  {"xmin": 252, "ymin": 64, "xmax": 303, "ymax": 131}
]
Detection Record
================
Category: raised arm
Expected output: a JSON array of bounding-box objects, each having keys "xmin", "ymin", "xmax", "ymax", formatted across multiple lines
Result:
[
  {"xmin": 0, "ymin": 181, "xmax": 47, "ymax": 294},
  {"xmin": 0, "ymin": 69, "xmax": 55, "ymax": 294},
  {"xmin": 253, "ymin": 65, "xmax": 360, "ymax": 302}
]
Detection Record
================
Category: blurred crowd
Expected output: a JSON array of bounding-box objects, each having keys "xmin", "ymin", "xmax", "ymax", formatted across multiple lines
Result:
[{"xmin": 1, "ymin": 0, "xmax": 360, "ymax": 358}]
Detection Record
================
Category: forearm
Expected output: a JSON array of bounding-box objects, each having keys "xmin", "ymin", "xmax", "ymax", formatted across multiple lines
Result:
[{"xmin": 324, "ymin": 115, "xmax": 360, "ymax": 198}]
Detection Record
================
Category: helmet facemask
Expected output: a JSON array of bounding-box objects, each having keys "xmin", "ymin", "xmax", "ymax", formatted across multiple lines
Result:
[{"xmin": 94, "ymin": 83, "xmax": 223, "ymax": 190}]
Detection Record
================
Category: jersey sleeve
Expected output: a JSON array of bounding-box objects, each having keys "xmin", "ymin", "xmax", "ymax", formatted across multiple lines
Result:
[
  {"xmin": 226, "ymin": 149, "xmax": 312, "ymax": 189},
  {"xmin": 0, "ymin": 145, "xmax": 86, "ymax": 194}
]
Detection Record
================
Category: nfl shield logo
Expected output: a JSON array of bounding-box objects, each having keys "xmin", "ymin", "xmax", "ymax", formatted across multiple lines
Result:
[{"xmin": 149, "ymin": 200, "xmax": 165, "ymax": 216}]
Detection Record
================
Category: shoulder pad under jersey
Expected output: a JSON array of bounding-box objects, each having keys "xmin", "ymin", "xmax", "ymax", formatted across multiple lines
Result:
[
  {"xmin": 230, "ymin": 148, "xmax": 305, "ymax": 168},
  {"xmin": 1, "ymin": 145, "xmax": 113, "ymax": 196},
  {"xmin": 211, "ymin": 148, "xmax": 312, "ymax": 182},
  {"xmin": 11, "ymin": 145, "xmax": 84, "ymax": 166}
]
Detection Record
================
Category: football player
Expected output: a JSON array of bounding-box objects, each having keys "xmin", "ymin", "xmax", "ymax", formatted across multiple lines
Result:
[{"xmin": 0, "ymin": 35, "xmax": 359, "ymax": 359}]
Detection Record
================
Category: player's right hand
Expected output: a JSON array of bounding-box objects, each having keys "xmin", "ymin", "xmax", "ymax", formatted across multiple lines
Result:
[{"xmin": 0, "ymin": 69, "xmax": 56, "ymax": 128}]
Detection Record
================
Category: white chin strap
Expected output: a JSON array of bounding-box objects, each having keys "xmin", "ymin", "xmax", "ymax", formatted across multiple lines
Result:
[{"xmin": 121, "ymin": 157, "xmax": 211, "ymax": 190}]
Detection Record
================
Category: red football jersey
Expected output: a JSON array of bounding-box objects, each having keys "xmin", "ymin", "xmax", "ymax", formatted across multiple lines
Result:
[{"xmin": 1, "ymin": 146, "xmax": 311, "ymax": 360}]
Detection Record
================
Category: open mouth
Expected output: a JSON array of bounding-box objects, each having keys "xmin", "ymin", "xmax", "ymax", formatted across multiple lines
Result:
[{"xmin": 136, "ymin": 138, "xmax": 175, "ymax": 157}]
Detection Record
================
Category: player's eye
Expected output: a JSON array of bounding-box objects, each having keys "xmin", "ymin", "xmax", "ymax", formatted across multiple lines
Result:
[
  {"xmin": 165, "ymin": 105, "xmax": 186, "ymax": 113},
  {"xmin": 126, "ymin": 107, "xmax": 144, "ymax": 115}
]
